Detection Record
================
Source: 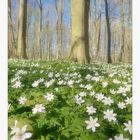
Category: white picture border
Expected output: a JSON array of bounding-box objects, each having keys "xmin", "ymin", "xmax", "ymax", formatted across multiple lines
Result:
[
  {"xmin": 0, "ymin": 0, "xmax": 8, "ymax": 139},
  {"xmin": 133, "ymin": 0, "xmax": 140, "ymax": 139},
  {"xmin": 0, "ymin": 0, "xmax": 140, "ymax": 139}
]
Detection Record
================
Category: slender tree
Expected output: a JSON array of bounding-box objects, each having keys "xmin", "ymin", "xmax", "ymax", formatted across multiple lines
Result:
[
  {"xmin": 37, "ymin": 0, "xmax": 42, "ymax": 59},
  {"xmin": 68, "ymin": 0, "xmax": 90, "ymax": 64},
  {"xmin": 47, "ymin": 27, "xmax": 50, "ymax": 60},
  {"xmin": 126, "ymin": 0, "xmax": 132, "ymax": 63},
  {"xmin": 8, "ymin": 0, "xmax": 16, "ymax": 58},
  {"xmin": 104, "ymin": 18, "xmax": 107, "ymax": 62},
  {"xmin": 32, "ymin": 0, "xmax": 37, "ymax": 59},
  {"xmin": 92, "ymin": 0, "xmax": 97, "ymax": 60},
  {"xmin": 56, "ymin": 0, "xmax": 64, "ymax": 59},
  {"xmin": 104, "ymin": 0, "xmax": 112, "ymax": 63},
  {"xmin": 119, "ymin": 0, "xmax": 125, "ymax": 62},
  {"xmin": 96, "ymin": 0, "xmax": 102, "ymax": 61},
  {"xmin": 17, "ymin": 0, "xmax": 27, "ymax": 59},
  {"xmin": 46, "ymin": 18, "xmax": 52, "ymax": 60}
]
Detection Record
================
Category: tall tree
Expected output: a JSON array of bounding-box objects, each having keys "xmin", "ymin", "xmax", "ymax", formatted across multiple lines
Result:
[
  {"xmin": 37, "ymin": 0, "xmax": 42, "ymax": 59},
  {"xmin": 32, "ymin": 0, "xmax": 37, "ymax": 59},
  {"xmin": 17, "ymin": 0, "xmax": 27, "ymax": 59},
  {"xmin": 92, "ymin": 0, "xmax": 97, "ymax": 59},
  {"xmin": 126, "ymin": 0, "xmax": 132, "ymax": 63},
  {"xmin": 68, "ymin": 0, "xmax": 90, "ymax": 64},
  {"xmin": 8, "ymin": 0, "xmax": 16, "ymax": 58},
  {"xmin": 119, "ymin": 0, "xmax": 125, "ymax": 62},
  {"xmin": 96, "ymin": 0, "xmax": 102, "ymax": 61},
  {"xmin": 104, "ymin": 18, "xmax": 107, "ymax": 62},
  {"xmin": 56, "ymin": 0, "xmax": 64, "ymax": 59},
  {"xmin": 46, "ymin": 15, "xmax": 52, "ymax": 61},
  {"xmin": 47, "ymin": 25, "xmax": 51, "ymax": 60},
  {"xmin": 104, "ymin": 0, "xmax": 112, "ymax": 63}
]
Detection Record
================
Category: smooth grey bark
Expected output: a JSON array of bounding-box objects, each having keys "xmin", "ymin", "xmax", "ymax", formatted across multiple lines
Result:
[
  {"xmin": 96, "ymin": 0, "xmax": 102, "ymax": 61},
  {"xmin": 37, "ymin": 0, "xmax": 42, "ymax": 59},
  {"xmin": 119, "ymin": 0, "xmax": 125, "ymax": 62},
  {"xmin": 17, "ymin": 0, "xmax": 27, "ymax": 59},
  {"xmin": 56, "ymin": 0, "xmax": 64, "ymax": 59},
  {"xmin": 8, "ymin": 0, "xmax": 16, "ymax": 58},
  {"xmin": 69, "ymin": 0, "xmax": 90, "ymax": 64}
]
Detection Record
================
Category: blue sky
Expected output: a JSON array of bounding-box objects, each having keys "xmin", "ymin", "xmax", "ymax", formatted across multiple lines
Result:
[
  {"xmin": 11, "ymin": 0, "xmax": 121, "ymax": 28},
  {"xmin": 11, "ymin": 0, "xmax": 123, "ymax": 54},
  {"xmin": 12, "ymin": 0, "xmax": 70, "ymax": 26},
  {"xmin": 38, "ymin": 0, "xmax": 70, "ymax": 27}
]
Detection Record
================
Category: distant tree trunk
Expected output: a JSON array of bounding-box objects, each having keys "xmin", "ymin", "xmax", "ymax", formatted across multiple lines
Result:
[
  {"xmin": 104, "ymin": 0, "xmax": 112, "ymax": 63},
  {"xmin": 113, "ymin": 29, "xmax": 117, "ymax": 63},
  {"xmin": 8, "ymin": 0, "xmax": 16, "ymax": 58},
  {"xmin": 32, "ymin": 1, "xmax": 36, "ymax": 60},
  {"xmin": 93, "ymin": 0, "xmax": 96, "ymax": 26},
  {"xmin": 92, "ymin": 0, "xmax": 97, "ymax": 59},
  {"xmin": 96, "ymin": 0, "xmax": 102, "ymax": 61},
  {"xmin": 37, "ymin": 0, "xmax": 42, "ymax": 59},
  {"xmin": 127, "ymin": 0, "xmax": 132, "ymax": 63},
  {"xmin": 68, "ymin": 0, "xmax": 90, "ymax": 64},
  {"xmin": 56, "ymin": 0, "xmax": 64, "ymax": 59},
  {"xmin": 104, "ymin": 20, "xmax": 107, "ymax": 62},
  {"xmin": 128, "ymin": 0, "xmax": 132, "ymax": 63},
  {"xmin": 17, "ymin": 0, "xmax": 27, "ymax": 59},
  {"xmin": 47, "ymin": 25, "xmax": 51, "ymax": 61},
  {"xmin": 119, "ymin": 0, "xmax": 125, "ymax": 62}
]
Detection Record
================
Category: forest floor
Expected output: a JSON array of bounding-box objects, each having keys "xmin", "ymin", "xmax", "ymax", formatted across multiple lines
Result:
[{"xmin": 8, "ymin": 59, "xmax": 132, "ymax": 140}]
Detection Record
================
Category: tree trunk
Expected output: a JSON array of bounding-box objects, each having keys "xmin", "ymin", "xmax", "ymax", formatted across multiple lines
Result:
[
  {"xmin": 37, "ymin": 0, "xmax": 42, "ymax": 59},
  {"xmin": 56, "ymin": 0, "xmax": 64, "ymax": 59},
  {"xmin": 47, "ymin": 25, "xmax": 52, "ymax": 61},
  {"xmin": 104, "ymin": 0, "xmax": 112, "ymax": 63},
  {"xmin": 96, "ymin": 0, "xmax": 102, "ymax": 61},
  {"xmin": 32, "ymin": 1, "xmax": 36, "ymax": 60},
  {"xmin": 8, "ymin": 0, "xmax": 16, "ymax": 58},
  {"xmin": 104, "ymin": 20, "xmax": 107, "ymax": 62},
  {"xmin": 127, "ymin": 0, "xmax": 132, "ymax": 63},
  {"xmin": 68, "ymin": 0, "xmax": 90, "ymax": 64},
  {"xmin": 119, "ymin": 0, "xmax": 125, "ymax": 62},
  {"xmin": 92, "ymin": 0, "xmax": 97, "ymax": 60},
  {"xmin": 17, "ymin": 0, "xmax": 27, "ymax": 59}
]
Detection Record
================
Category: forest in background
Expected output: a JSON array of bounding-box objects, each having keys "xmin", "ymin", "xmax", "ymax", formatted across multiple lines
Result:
[{"xmin": 8, "ymin": 0, "xmax": 132, "ymax": 63}]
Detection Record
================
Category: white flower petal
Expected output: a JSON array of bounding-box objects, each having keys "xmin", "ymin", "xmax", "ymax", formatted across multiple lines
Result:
[
  {"xmin": 22, "ymin": 125, "xmax": 27, "ymax": 133},
  {"xmin": 24, "ymin": 132, "xmax": 32, "ymax": 138}
]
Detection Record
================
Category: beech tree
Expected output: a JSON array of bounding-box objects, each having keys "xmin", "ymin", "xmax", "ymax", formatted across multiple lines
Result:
[
  {"xmin": 119, "ymin": 0, "xmax": 125, "ymax": 62},
  {"xmin": 56, "ymin": 0, "xmax": 64, "ymax": 59},
  {"xmin": 36, "ymin": 0, "xmax": 42, "ymax": 59},
  {"xmin": 68, "ymin": 0, "xmax": 90, "ymax": 64},
  {"xmin": 104, "ymin": 0, "xmax": 112, "ymax": 63},
  {"xmin": 17, "ymin": 0, "xmax": 27, "ymax": 59},
  {"xmin": 8, "ymin": 0, "xmax": 16, "ymax": 58},
  {"xmin": 95, "ymin": 0, "xmax": 102, "ymax": 61}
]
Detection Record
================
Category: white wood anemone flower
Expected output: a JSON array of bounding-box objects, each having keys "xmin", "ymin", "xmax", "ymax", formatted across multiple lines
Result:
[
  {"xmin": 18, "ymin": 96, "xmax": 27, "ymax": 105},
  {"xmin": 12, "ymin": 80, "xmax": 22, "ymax": 88},
  {"xmin": 32, "ymin": 104, "xmax": 46, "ymax": 114},
  {"xmin": 109, "ymin": 134, "xmax": 129, "ymax": 140},
  {"xmin": 103, "ymin": 109, "xmax": 117, "ymax": 122},
  {"xmin": 114, "ymin": 134, "xmax": 129, "ymax": 140},
  {"xmin": 44, "ymin": 93, "xmax": 54, "ymax": 101},
  {"xmin": 86, "ymin": 106, "xmax": 97, "ymax": 115},
  {"xmin": 85, "ymin": 116, "xmax": 100, "ymax": 132},
  {"xmin": 10, "ymin": 120, "xmax": 32, "ymax": 140},
  {"xmin": 124, "ymin": 120, "xmax": 132, "ymax": 135},
  {"xmin": 102, "ymin": 97, "xmax": 114, "ymax": 106}
]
